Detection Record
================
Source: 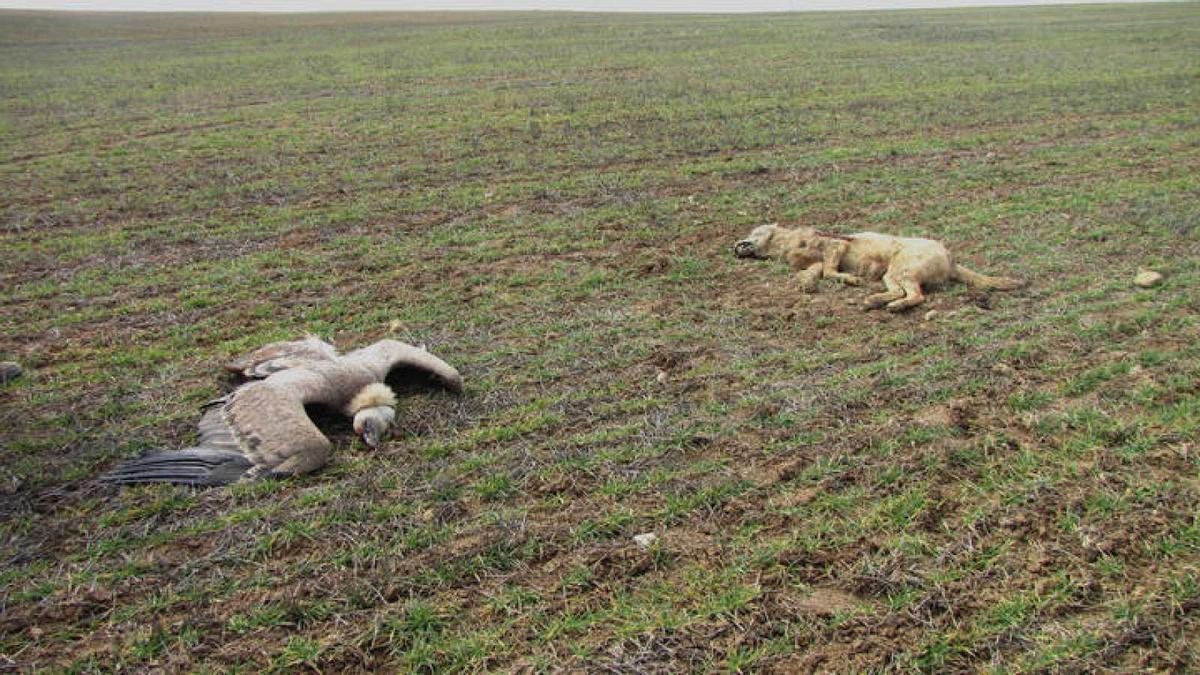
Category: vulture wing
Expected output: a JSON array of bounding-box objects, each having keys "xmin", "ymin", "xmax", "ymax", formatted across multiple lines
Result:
[
  {"xmin": 101, "ymin": 371, "xmax": 336, "ymax": 486},
  {"xmin": 342, "ymin": 339, "xmax": 464, "ymax": 394},
  {"xmin": 223, "ymin": 335, "xmax": 339, "ymax": 380}
]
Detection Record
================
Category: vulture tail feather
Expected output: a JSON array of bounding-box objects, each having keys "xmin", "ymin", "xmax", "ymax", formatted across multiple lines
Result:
[
  {"xmin": 199, "ymin": 397, "xmax": 229, "ymax": 412},
  {"xmin": 100, "ymin": 447, "xmax": 254, "ymax": 486}
]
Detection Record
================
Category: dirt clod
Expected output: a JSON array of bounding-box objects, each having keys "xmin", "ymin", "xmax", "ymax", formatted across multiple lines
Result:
[
  {"xmin": 633, "ymin": 532, "xmax": 658, "ymax": 549},
  {"xmin": 0, "ymin": 362, "xmax": 21, "ymax": 384},
  {"xmin": 1134, "ymin": 268, "xmax": 1164, "ymax": 288}
]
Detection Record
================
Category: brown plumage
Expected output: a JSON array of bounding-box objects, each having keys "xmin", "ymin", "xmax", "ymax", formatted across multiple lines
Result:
[
  {"xmin": 101, "ymin": 339, "xmax": 462, "ymax": 486},
  {"xmin": 222, "ymin": 335, "xmax": 340, "ymax": 380}
]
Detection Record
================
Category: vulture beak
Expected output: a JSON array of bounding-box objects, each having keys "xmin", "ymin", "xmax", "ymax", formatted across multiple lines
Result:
[
  {"xmin": 362, "ymin": 420, "xmax": 385, "ymax": 448},
  {"xmin": 353, "ymin": 405, "xmax": 396, "ymax": 449}
]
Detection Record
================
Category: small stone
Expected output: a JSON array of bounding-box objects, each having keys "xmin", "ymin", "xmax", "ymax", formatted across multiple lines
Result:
[
  {"xmin": 0, "ymin": 362, "xmax": 21, "ymax": 384},
  {"xmin": 655, "ymin": 370, "xmax": 668, "ymax": 385},
  {"xmin": 1134, "ymin": 269, "xmax": 1163, "ymax": 288},
  {"xmin": 633, "ymin": 533, "xmax": 658, "ymax": 550},
  {"xmin": 923, "ymin": 309, "xmax": 939, "ymax": 321},
  {"xmin": 387, "ymin": 319, "xmax": 404, "ymax": 333}
]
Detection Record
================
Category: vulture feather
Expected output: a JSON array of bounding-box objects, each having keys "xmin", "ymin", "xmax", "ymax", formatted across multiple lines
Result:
[
  {"xmin": 223, "ymin": 334, "xmax": 340, "ymax": 380},
  {"xmin": 102, "ymin": 339, "xmax": 462, "ymax": 487}
]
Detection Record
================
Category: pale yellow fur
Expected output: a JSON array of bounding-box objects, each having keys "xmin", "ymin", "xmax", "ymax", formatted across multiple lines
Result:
[
  {"xmin": 345, "ymin": 383, "xmax": 397, "ymax": 415},
  {"xmin": 734, "ymin": 223, "xmax": 1024, "ymax": 312}
]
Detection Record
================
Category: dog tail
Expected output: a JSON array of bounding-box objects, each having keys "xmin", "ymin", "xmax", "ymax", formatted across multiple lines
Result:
[{"xmin": 953, "ymin": 264, "xmax": 1025, "ymax": 291}]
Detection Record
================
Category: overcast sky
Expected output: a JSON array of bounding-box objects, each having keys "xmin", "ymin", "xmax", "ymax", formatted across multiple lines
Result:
[{"xmin": 0, "ymin": 0, "xmax": 1175, "ymax": 13}]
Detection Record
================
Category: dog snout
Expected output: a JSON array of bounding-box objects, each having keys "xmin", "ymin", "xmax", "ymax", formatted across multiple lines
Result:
[{"xmin": 733, "ymin": 241, "xmax": 756, "ymax": 258}]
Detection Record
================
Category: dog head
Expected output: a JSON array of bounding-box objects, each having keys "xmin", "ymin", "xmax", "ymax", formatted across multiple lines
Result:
[{"xmin": 733, "ymin": 223, "xmax": 780, "ymax": 259}]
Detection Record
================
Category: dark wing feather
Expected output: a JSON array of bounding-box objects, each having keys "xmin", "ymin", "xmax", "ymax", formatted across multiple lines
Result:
[
  {"xmin": 99, "ymin": 448, "xmax": 253, "ymax": 486},
  {"xmin": 102, "ymin": 373, "xmax": 335, "ymax": 487}
]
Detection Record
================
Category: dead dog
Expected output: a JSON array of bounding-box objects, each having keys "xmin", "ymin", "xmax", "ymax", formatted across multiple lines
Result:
[{"xmin": 733, "ymin": 223, "xmax": 1024, "ymax": 311}]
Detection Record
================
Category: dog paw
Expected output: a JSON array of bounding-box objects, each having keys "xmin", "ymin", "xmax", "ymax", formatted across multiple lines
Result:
[{"xmin": 797, "ymin": 276, "xmax": 820, "ymax": 292}]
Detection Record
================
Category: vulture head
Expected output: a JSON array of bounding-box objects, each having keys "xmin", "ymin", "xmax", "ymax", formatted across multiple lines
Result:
[{"xmin": 347, "ymin": 383, "xmax": 398, "ymax": 448}]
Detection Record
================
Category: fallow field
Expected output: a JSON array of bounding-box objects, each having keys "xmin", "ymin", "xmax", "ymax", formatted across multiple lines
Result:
[{"xmin": 1, "ymin": 4, "xmax": 1198, "ymax": 671}]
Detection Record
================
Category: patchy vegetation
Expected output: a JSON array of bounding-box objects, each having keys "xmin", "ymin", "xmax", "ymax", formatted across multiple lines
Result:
[{"xmin": 2, "ymin": 4, "xmax": 1198, "ymax": 670}]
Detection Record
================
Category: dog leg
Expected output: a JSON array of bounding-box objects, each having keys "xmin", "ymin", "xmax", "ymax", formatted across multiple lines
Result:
[
  {"xmin": 886, "ymin": 276, "xmax": 926, "ymax": 312},
  {"xmin": 826, "ymin": 271, "xmax": 863, "ymax": 285},
  {"xmin": 865, "ymin": 272, "xmax": 905, "ymax": 309},
  {"xmin": 822, "ymin": 240, "xmax": 863, "ymax": 285},
  {"xmin": 796, "ymin": 262, "xmax": 823, "ymax": 292}
]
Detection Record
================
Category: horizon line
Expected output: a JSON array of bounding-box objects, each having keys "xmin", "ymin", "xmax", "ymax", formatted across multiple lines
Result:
[{"xmin": 0, "ymin": 0, "xmax": 1184, "ymax": 16}]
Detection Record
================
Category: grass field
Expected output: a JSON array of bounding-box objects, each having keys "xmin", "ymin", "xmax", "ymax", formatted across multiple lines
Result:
[{"xmin": 2, "ymin": 3, "xmax": 1199, "ymax": 671}]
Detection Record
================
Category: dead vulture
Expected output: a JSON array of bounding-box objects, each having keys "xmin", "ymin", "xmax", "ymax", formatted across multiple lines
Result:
[{"xmin": 101, "ymin": 338, "xmax": 462, "ymax": 486}]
